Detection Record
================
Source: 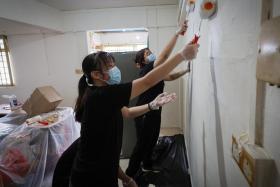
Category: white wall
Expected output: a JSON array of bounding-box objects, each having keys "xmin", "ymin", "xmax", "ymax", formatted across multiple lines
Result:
[
  {"xmin": 0, "ymin": 4, "xmax": 184, "ymax": 128},
  {"xmin": 0, "ymin": 0, "xmax": 63, "ymax": 32},
  {"xmin": 62, "ymin": 6, "xmax": 178, "ymax": 32},
  {"xmin": 183, "ymin": 0, "xmax": 280, "ymax": 186},
  {"xmin": 0, "ymin": 32, "xmax": 87, "ymax": 107}
]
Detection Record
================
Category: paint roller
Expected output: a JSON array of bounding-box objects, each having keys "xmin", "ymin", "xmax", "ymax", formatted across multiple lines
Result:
[
  {"xmin": 191, "ymin": 0, "xmax": 217, "ymax": 44},
  {"xmin": 179, "ymin": 0, "xmax": 196, "ymax": 36}
]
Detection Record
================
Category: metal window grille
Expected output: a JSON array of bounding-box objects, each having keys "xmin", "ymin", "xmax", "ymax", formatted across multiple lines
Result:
[{"xmin": 0, "ymin": 35, "xmax": 14, "ymax": 86}]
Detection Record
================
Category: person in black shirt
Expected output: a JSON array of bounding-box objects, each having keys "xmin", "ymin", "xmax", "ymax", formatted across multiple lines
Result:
[
  {"xmin": 53, "ymin": 91, "xmax": 176, "ymax": 187},
  {"xmin": 65, "ymin": 39, "xmax": 198, "ymax": 187},
  {"xmin": 52, "ymin": 56, "xmax": 176, "ymax": 187},
  {"xmin": 126, "ymin": 20, "xmax": 191, "ymax": 178}
]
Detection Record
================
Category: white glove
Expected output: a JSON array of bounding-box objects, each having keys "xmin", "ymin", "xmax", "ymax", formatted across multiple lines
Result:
[
  {"xmin": 122, "ymin": 177, "xmax": 138, "ymax": 187},
  {"xmin": 179, "ymin": 43, "xmax": 199, "ymax": 60},
  {"xmin": 149, "ymin": 92, "xmax": 177, "ymax": 110},
  {"xmin": 176, "ymin": 20, "xmax": 188, "ymax": 36}
]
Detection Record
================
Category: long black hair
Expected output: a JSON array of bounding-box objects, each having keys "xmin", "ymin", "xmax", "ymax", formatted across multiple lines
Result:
[{"xmin": 74, "ymin": 51, "xmax": 114, "ymax": 122}]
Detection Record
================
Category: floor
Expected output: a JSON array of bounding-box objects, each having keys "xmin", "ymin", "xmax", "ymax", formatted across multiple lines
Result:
[
  {"xmin": 159, "ymin": 127, "xmax": 183, "ymax": 137},
  {"xmin": 118, "ymin": 127, "xmax": 183, "ymax": 187}
]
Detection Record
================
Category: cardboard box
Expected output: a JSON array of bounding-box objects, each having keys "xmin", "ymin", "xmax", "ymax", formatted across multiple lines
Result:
[{"xmin": 22, "ymin": 86, "xmax": 63, "ymax": 117}]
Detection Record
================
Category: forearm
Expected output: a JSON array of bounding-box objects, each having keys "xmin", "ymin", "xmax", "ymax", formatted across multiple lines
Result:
[
  {"xmin": 118, "ymin": 167, "xmax": 131, "ymax": 183},
  {"xmin": 154, "ymin": 34, "xmax": 179, "ymax": 67},
  {"xmin": 164, "ymin": 68, "xmax": 190, "ymax": 81},
  {"xmin": 123, "ymin": 105, "xmax": 150, "ymax": 118}
]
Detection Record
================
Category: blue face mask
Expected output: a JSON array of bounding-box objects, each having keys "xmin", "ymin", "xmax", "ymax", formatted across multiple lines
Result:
[
  {"xmin": 147, "ymin": 53, "xmax": 156, "ymax": 63},
  {"xmin": 106, "ymin": 66, "xmax": 121, "ymax": 85}
]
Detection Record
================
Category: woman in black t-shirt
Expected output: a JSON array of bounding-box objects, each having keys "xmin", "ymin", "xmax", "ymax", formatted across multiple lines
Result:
[
  {"xmin": 68, "ymin": 41, "xmax": 199, "ymax": 187},
  {"xmin": 126, "ymin": 21, "xmax": 191, "ymax": 178}
]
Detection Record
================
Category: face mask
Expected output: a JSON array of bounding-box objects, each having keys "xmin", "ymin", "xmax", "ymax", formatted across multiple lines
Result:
[
  {"xmin": 147, "ymin": 53, "xmax": 156, "ymax": 63},
  {"xmin": 106, "ymin": 66, "xmax": 121, "ymax": 85}
]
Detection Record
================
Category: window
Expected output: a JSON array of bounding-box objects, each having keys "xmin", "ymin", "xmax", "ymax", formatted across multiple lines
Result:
[
  {"xmin": 0, "ymin": 36, "xmax": 13, "ymax": 86},
  {"xmin": 87, "ymin": 29, "xmax": 148, "ymax": 53},
  {"xmin": 103, "ymin": 44, "xmax": 147, "ymax": 53}
]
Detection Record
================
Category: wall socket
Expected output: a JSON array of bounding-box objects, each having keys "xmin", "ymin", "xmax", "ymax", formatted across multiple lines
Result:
[
  {"xmin": 232, "ymin": 135, "xmax": 242, "ymax": 165},
  {"xmin": 240, "ymin": 144, "xmax": 273, "ymax": 187},
  {"xmin": 231, "ymin": 133, "xmax": 248, "ymax": 165},
  {"xmin": 232, "ymin": 134, "xmax": 273, "ymax": 187}
]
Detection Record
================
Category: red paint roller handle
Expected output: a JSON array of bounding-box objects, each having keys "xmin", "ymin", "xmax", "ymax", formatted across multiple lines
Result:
[{"xmin": 191, "ymin": 34, "xmax": 200, "ymax": 44}]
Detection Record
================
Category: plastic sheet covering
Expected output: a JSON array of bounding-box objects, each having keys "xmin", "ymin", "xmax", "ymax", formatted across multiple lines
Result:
[
  {"xmin": 0, "ymin": 110, "xmax": 28, "ymax": 125},
  {"xmin": 0, "ymin": 110, "xmax": 28, "ymax": 143},
  {"xmin": 0, "ymin": 107, "xmax": 80, "ymax": 187},
  {"xmin": 0, "ymin": 123, "xmax": 18, "ymax": 143},
  {"xmin": 135, "ymin": 134, "xmax": 191, "ymax": 187}
]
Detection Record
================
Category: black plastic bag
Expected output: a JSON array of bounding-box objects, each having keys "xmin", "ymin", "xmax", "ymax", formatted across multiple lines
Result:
[{"xmin": 135, "ymin": 134, "xmax": 191, "ymax": 187}]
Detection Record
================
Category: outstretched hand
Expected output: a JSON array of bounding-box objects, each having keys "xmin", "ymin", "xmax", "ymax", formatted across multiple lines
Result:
[
  {"xmin": 149, "ymin": 92, "xmax": 177, "ymax": 110},
  {"xmin": 180, "ymin": 43, "xmax": 199, "ymax": 60},
  {"xmin": 176, "ymin": 20, "xmax": 188, "ymax": 36}
]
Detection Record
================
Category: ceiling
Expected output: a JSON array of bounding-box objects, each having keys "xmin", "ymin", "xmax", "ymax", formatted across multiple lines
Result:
[
  {"xmin": 0, "ymin": 18, "xmax": 60, "ymax": 36},
  {"xmin": 36, "ymin": 0, "xmax": 179, "ymax": 11},
  {"xmin": 0, "ymin": 0, "xmax": 179, "ymax": 35}
]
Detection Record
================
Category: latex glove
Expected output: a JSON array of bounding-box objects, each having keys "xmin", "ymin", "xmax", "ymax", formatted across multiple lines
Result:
[
  {"xmin": 176, "ymin": 20, "xmax": 188, "ymax": 36},
  {"xmin": 149, "ymin": 92, "xmax": 177, "ymax": 110},
  {"xmin": 122, "ymin": 177, "xmax": 138, "ymax": 187},
  {"xmin": 180, "ymin": 43, "xmax": 199, "ymax": 60}
]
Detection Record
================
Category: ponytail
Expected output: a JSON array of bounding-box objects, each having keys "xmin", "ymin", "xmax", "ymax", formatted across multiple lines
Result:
[
  {"xmin": 74, "ymin": 52, "xmax": 110, "ymax": 122},
  {"xmin": 74, "ymin": 75, "xmax": 88, "ymax": 122}
]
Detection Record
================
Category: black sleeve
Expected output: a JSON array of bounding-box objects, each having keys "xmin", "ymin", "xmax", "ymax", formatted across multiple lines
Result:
[
  {"xmin": 147, "ymin": 61, "xmax": 155, "ymax": 71},
  {"xmin": 139, "ymin": 61, "xmax": 154, "ymax": 77},
  {"xmin": 105, "ymin": 82, "xmax": 132, "ymax": 108}
]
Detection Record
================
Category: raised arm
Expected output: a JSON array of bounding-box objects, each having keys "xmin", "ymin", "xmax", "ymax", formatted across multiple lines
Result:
[
  {"xmin": 153, "ymin": 20, "xmax": 188, "ymax": 68},
  {"xmin": 163, "ymin": 68, "xmax": 190, "ymax": 81},
  {"xmin": 164, "ymin": 62, "xmax": 191, "ymax": 81},
  {"xmin": 130, "ymin": 43, "xmax": 199, "ymax": 100}
]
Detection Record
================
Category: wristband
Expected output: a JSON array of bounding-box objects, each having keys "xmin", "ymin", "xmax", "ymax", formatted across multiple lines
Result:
[{"xmin": 148, "ymin": 103, "xmax": 153, "ymax": 111}]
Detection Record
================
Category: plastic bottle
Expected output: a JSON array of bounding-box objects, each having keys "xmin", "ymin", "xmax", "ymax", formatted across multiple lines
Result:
[{"xmin": 9, "ymin": 95, "xmax": 18, "ymax": 110}]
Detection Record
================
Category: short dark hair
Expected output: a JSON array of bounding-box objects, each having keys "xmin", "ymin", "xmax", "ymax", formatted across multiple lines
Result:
[{"xmin": 135, "ymin": 48, "xmax": 149, "ymax": 68}]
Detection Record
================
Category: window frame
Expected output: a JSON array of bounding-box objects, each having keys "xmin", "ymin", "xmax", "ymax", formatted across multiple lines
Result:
[
  {"xmin": 102, "ymin": 44, "xmax": 148, "ymax": 53},
  {"xmin": 0, "ymin": 35, "xmax": 14, "ymax": 87}
]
